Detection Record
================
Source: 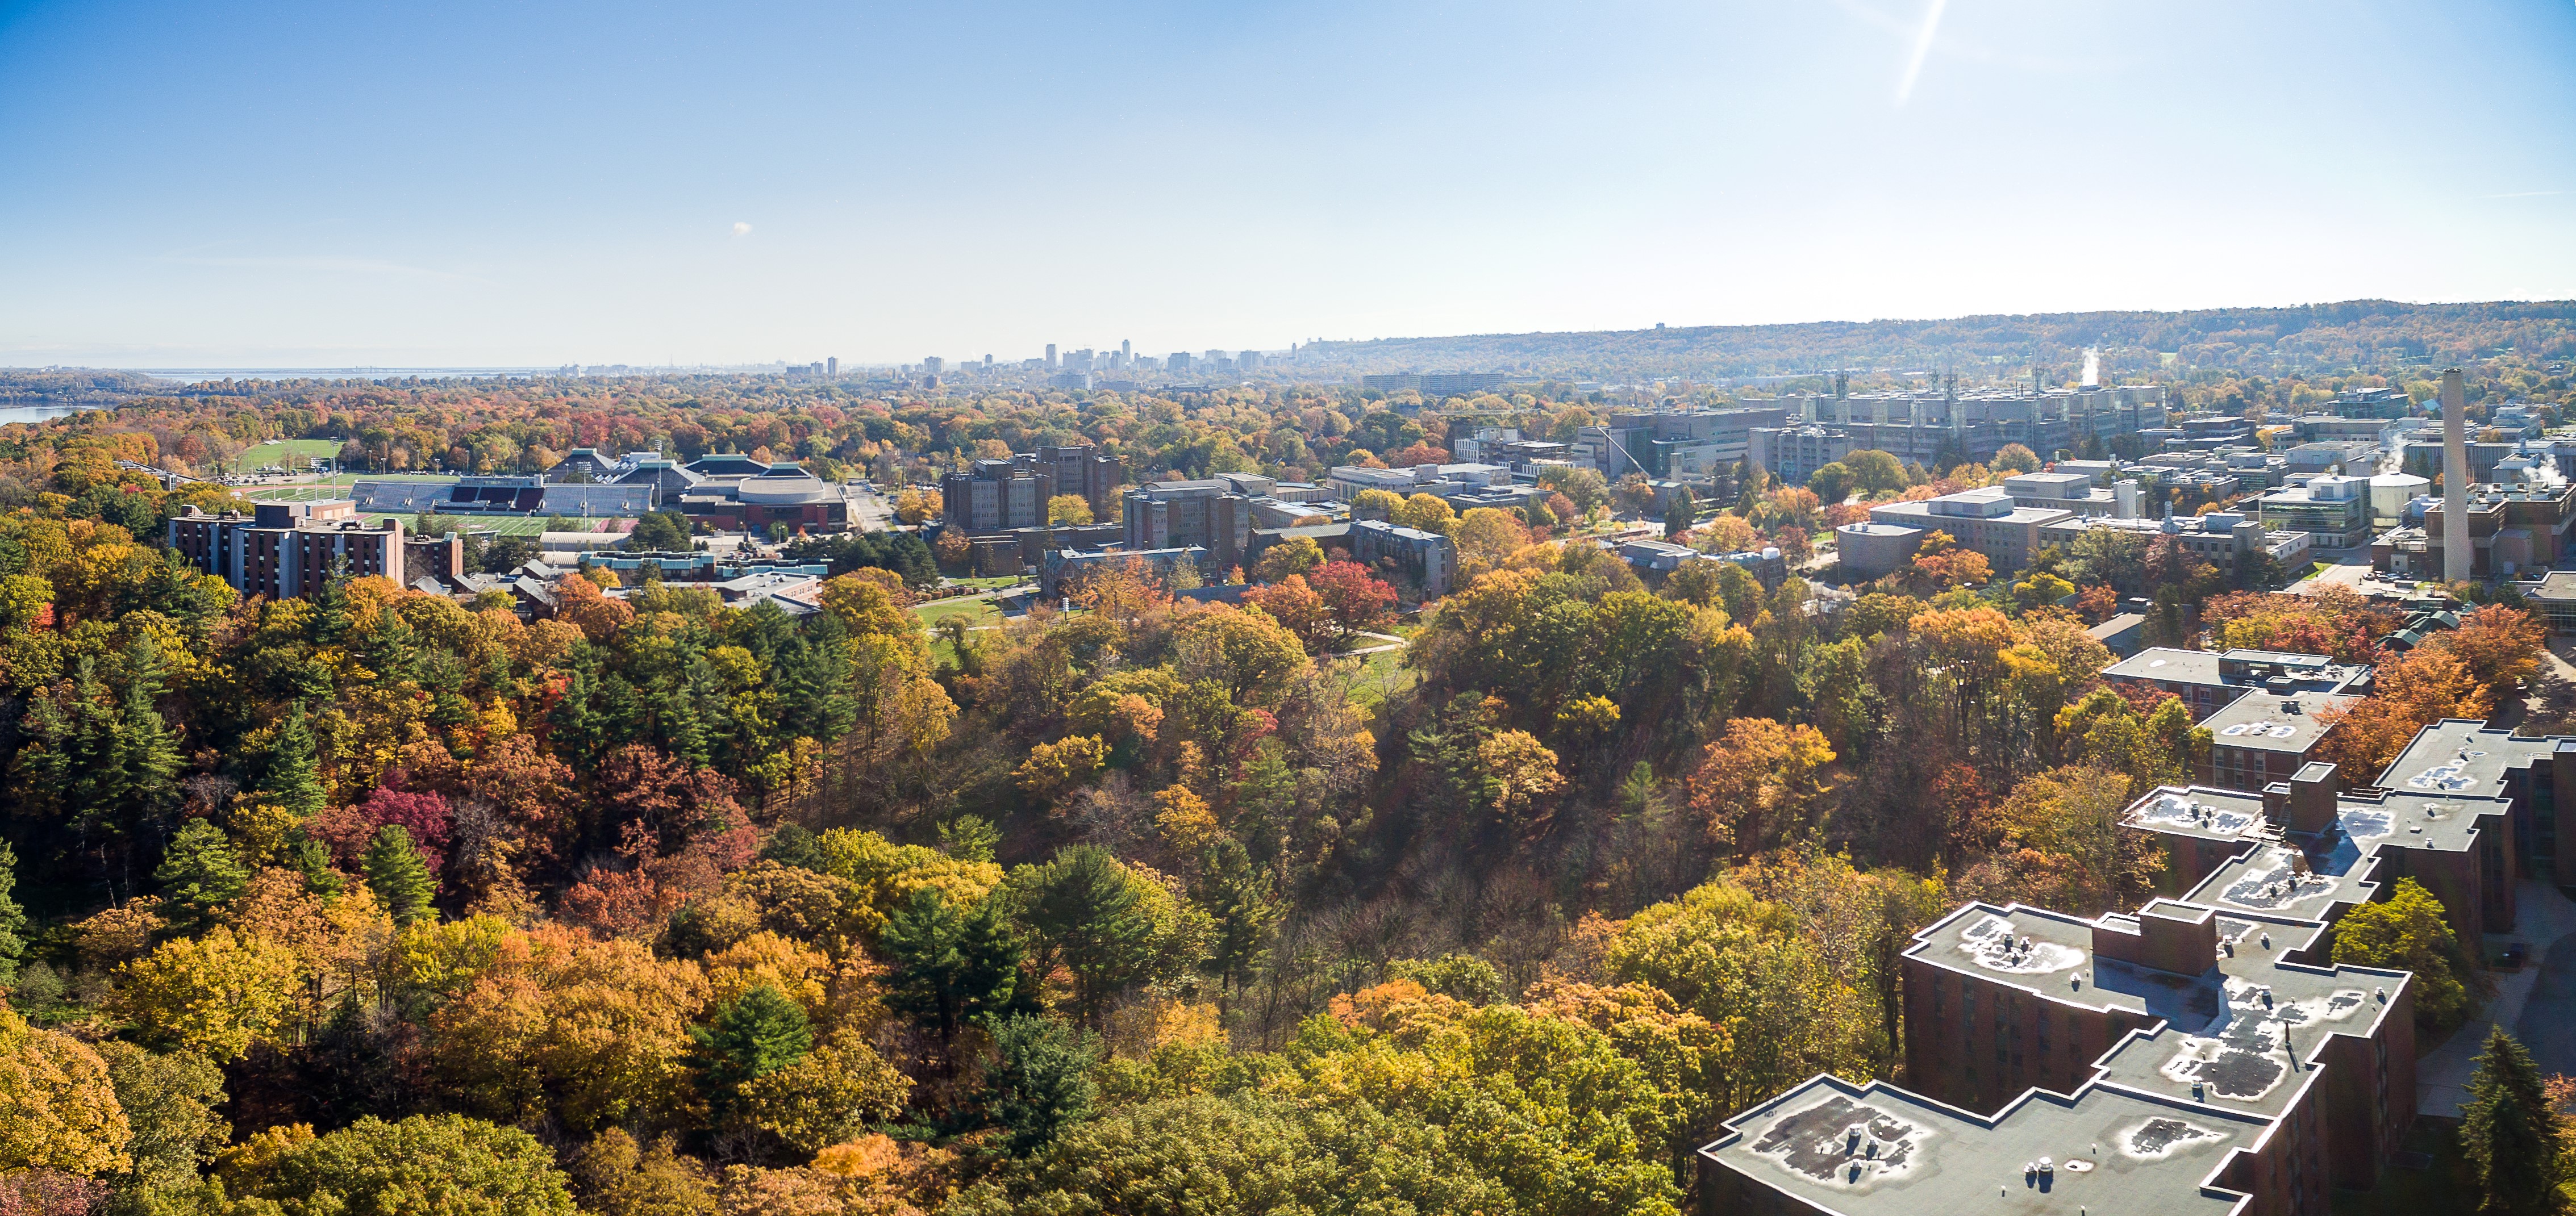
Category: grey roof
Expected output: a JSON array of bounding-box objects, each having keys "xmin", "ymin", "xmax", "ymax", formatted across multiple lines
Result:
[
  {"xmin": 2378, "ymin": 718, "xmax": 2561, "ymax": 801},
  {"xmin": 2089, "ymin": 918, "xmax": 2407, "ymax": 1117},
  {"xmin": 2123, "ymin": 787, "xmax": 2272, "ymax": 846},
  {"xmin": 1702, "ymin": 1073, "xmax": 2271, "ymax": 1216},
  {"xmin": 2087, "ymin": 613, "xmax": 2147, "ymax": 640},
  {"xmin": 2104, "ymin": 647, "xmax": 2223, "ymax": 686},
  {"xmin": 2199, "ymin": 691, "xmax": 2350, "ymax": 754},
  {"xmin": 2185, "ymin": 835, "xmax": 2380, "ymax": 922}
]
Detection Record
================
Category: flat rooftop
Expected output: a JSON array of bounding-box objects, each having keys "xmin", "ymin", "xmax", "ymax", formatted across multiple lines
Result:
[
  {"xmin": 2199, "ymin": 691, "xmax": 2351, "ymax": 754},
  {"xmin": 2339, "ymin": 788, "xmax": 2504, "ymax": 854},
  {"xmin": 2379, "ymin": 718, "xmax": 2561, "ymax": 801},
  {"xmin": 2090, "ymin": 917, "xmax": 2406, "ymax": 1118},
  {"xmin": 2123, "ymin": 787, "xmax": 2270, "ymax": 846},
  {"xmin": 1871, "ymin": 498, "xmax": 2077, "ymax": 526},
  {"xmin": 2103, "ymin": 647, "xmax": 2369, "ymax": 696},
  {"xmin": 2185, "ymin": 835, "xmax": 2378, "ymax": 922},
  {"xmin": 1907, "ymin": 903, "xmax": 2225, "ymax": 1027},
  {"xmin": 2105, "ymin": 648, "xmax": 2223, "ymax": 686},
  {"xmin": 1703, "ymin": 1075, "xmax": 2271, "ymax": 1216}
]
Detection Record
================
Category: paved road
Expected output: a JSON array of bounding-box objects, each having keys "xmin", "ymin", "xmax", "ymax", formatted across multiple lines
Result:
[
  {"xmin": 2419, "ymin": 879, "xmax": 2576, "ymax": 1117},
  {"xmin": 2517, "ymin": 932, "xmax": 2576, "ymax": 1081},
  {"xmin": 2284, "ymin": 552, "xmax": 2374, "ymax": 596},
  {"xmin": 845, "ymin": 485, "xmax": 896, "ymax": 531}
]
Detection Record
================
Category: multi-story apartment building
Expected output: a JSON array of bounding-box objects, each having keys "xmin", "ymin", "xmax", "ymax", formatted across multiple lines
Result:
[
  {"xmin": 1123, "ymin": 480, "xmax": 1253, "ymax": 571},
  {"xmin": 1358, "ymin": 371, "xmax": 1505, "ymax": 396},
  {"xmin": 942, "ymin": 458, "xmax": 1054, "ymax": 532},
  {"xmin": 1709, "ymin": 883, "xmax": 2416, "ymax": 1216},
  {"xmin": 1033, "ymin": 444, "xmax": 1126, "ymax": 521},
  {"xmin": 1746, "ymin": 384, "xmax": 2170, "ymax": 482},
  {"xmin": 169, "ymin": 501, "xmax": 453, "ymax": 601},
  {"xmin": 2101, "ymin": 647, "xmax": 2371, "ymax": 722},
  {"xmin": 2196, "ymin": 689, "xmax": 2354, "ymax": 793},
  {"xmin": 1348, "ymin": 518, "xmax": 1457, "ymax": 597}
]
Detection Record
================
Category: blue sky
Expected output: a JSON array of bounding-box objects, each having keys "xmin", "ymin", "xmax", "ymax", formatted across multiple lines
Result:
[{"xmin": 2, "ymin": 0, "xmax": 2572, "ymax": 367}]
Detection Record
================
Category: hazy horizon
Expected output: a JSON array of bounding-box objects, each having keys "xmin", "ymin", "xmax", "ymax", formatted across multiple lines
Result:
[{"xmin": 6, "ymin": 0, "xmax": 2573, "ymax": 367}]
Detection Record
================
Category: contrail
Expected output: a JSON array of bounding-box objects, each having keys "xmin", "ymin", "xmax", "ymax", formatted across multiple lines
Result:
[{"xmin": 1895, "ymin": 0, "xmax": 1949, "ymax": 105}]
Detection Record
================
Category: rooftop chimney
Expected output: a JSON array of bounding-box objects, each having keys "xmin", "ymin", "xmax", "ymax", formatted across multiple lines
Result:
[{"xmin": 2442, "ymin": 369, "xmax": 2470, "ymax": 582}]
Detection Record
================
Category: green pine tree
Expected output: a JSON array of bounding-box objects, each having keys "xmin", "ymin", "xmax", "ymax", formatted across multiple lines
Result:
[
  {"xmin": 1663, "ymin": 487, "xmax": 1697, "ymax": 538},
  {"xmin": 881, "ymin": 887, "xmax": 1022, "ymax": 1067},
  {"xmin": 156, "ymin": 818, "xmax": 249, "ymax": 932},
  {"xmin": 360, "ymin": 825, "xmax": 436, "ymax": 927},
  {"xmin": 690, "ymin": 984, "xmax": 812, "ymax": 1113},
  {"xmin": 1192, "ymin": 837, "xmax": 1279, "ymax": 1005},
  {"xmin": 2461, "ymin": 1025, "xmax": 2565, "ymax": 1215},
  {"xmin": 983, "ymin": 1014, "xmax": 1100, "ymax": 1156},
  {"xmin": 263, "ymin": 704, "xmax": 327, "ymax": 819},
  {"xmin": 286, "ymin": 829, "xmax": 345, "ymax": 897},
  {"xmin": 0, "ymin": 842, "xmax": 28, "ymax": 987},
  {"xmin": 115, "ymin": 636, "xmax": 184, "ymax": 829}
]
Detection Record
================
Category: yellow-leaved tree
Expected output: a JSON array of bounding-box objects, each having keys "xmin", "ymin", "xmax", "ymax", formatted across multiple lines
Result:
[
  {"xmin": 0, "ymin": 1004, "xmax": 132, "ymax": 1176},
  {"xmin": 113, "ymin": 926, "xmax": 302, "ymax": 1063}
]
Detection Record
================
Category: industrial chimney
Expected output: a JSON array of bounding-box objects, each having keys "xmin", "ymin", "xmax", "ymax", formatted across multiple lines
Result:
[{"xmin": 2442, "ymin": 368, "xmax": 2470, "ymax": 582}]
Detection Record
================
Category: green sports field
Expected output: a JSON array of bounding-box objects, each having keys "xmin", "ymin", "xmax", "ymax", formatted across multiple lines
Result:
[{"xmin": 230, "ymin": 438, "xmax": 345, "ymax": 473}]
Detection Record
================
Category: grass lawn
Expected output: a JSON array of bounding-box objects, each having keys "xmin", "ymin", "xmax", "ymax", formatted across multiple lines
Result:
[
  {"xmin": 1332, "ymin": 625, "xmax": 1417, "ymax": 707},
  {"xmin": 914, "ymin": 597, "xmax": 1001, "ymax": 630},
  {"xmin": 944, "ymin": 575, "xmax": 1029, "ymax": 590},
  {"xmin": 230, "ymin": 438, "xmax": 345, "ymax": 473},
  {"xmin": 2331, "ymin": 1118, "xmax": 2477, "ymax": 1216},
  {"xmin": 244, "ymin": 484, "xmax": 359, "ymax": 501},
  {"xmin": 359, "ymin": 513, "xmax": 553, "ymax": 536}
]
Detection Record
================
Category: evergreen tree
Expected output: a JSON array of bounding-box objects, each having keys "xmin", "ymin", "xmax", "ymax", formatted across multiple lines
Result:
[
  {"xmin": 114, "ymin": 636, "xmax": 184, "ymax": 830},
  {"xmin": 287, "ymin": 830, "xmax": 345, "ymax": 896},
  {"xmin": 548, "ymin": 670, "xmax": 603, "ymax": 768},
  {"xmin": 690, "ymin": 984, "xmax": 812, "ymax": 1111},
  {"xmin": 1663, "ymin": 487, "xmax": 1697, "ymax": 538},
  {"xmin": 361, "ymin": 825, "xmax": 435, "ymax": 927},
  {"xmin": 353, "ymin": 601, "xmax": 421, "ymax": 686},
  {"xmin": 881, "ymin": 887, "xmax": 1022, "ymax": 1064},
  {"xmin": 0, "ymin": 842, "xmax": 28, "ymax": 987},
  {"xmin": 1012, "ymin": 847, "xmax": 1159, "ymax": 1026},
  {"xmin": 68, "ymin": 658, "xmax": 131, "ymax": 833},
  {"xmin": 262, "ymin": 703, "xmax": 326, "ymax": 819},
  {"xmin": 155, "ymin": 818, "xmax": 249, "ymax": 931},
  {"xmin": 759, "ymin": 824, "xmax": 826, "ymax": 872},
  {"xmin": 2462, "ymin": 1025, "xmax": 2565, "ymax": 1215},
  {"xmin": 309, "ymin": 566, "xmax": 353, "ymax": 646},
  {"xmin": 983, "ymin": 1014, "xmax": 1099, "ymax": 1156},
  {"xmin": 1192, "ymin": 838, "xmax": 1278, "ymax": 1005}
]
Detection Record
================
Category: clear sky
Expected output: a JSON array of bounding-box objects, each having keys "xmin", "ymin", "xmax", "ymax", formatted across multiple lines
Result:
[{"xmin": 3, "ymin": 0, "xmax": 2573, "ymax": 368}]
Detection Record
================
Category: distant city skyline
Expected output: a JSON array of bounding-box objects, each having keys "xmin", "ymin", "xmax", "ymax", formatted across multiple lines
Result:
[{"xmin": 3, "ymin": 0, "xmax": 2573, "ymax": 367}]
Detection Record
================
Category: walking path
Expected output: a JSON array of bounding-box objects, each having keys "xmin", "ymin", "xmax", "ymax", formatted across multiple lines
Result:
[{"xmin": 2417, "ymin": 879, "xmax": 2576, "ymax": 1117}]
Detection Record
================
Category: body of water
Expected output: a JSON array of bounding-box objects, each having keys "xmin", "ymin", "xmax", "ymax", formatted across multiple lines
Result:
[{"xmin": 0, "ymin": 404, "xmax": 97, "ymax": 425}]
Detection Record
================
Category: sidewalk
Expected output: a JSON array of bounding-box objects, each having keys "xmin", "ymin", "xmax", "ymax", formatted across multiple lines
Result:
[{"xmin": 2417, "ymin": 879, "xmax": 2576, "ymax": 1117}]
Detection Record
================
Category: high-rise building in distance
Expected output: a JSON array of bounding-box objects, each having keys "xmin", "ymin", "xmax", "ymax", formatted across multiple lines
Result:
[{"xmin": 1045, "ymin": 343, "xmax": 1057, "ymax": 369}]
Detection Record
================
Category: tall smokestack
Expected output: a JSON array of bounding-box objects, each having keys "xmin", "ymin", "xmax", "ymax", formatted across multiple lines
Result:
[{"xmin": 2442, "ymin": 368, "xmax": 2470, "ymax": 582}]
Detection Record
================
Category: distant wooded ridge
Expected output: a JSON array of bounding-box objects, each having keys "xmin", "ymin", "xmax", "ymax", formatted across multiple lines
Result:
[{"xmin": 1294, "ymin": 299, "xmax": 2576, "ymax": 382}]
